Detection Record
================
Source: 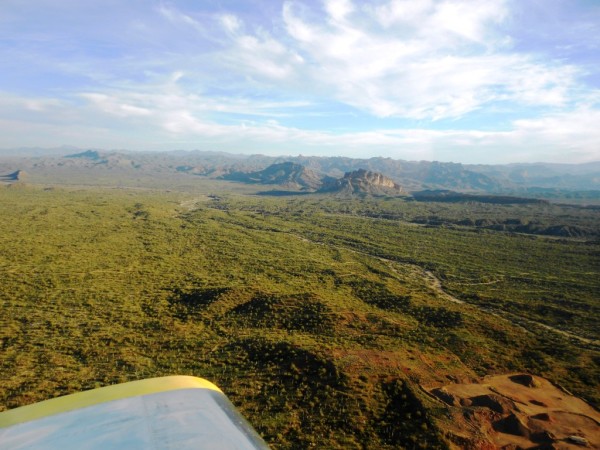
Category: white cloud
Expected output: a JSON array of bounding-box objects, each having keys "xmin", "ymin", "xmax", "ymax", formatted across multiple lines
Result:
[
  {"xmin": 324, "ymin": 0, "xmax": 355, "ymax": 24},
  {"xmin": 81, "ymin": 93, "xmax": 152, "ymax": 117},
  {"xmin": 223, "ymin": 0, "xmax": 579, "ymax": 120},
  {"xmin": 282, "ymin": 2, "xmax": 317, "ymax": 43},
  {"xmin": 510, "ymin": 105, "xmax": 600, "ymax": 158},
  {"xmin": 372, "ymin": 0, "xmax": 434, "ymax": 29},
  {"xmin": 1, "ymin": 0, "xmax": 598, "ymax": 164},
  {"xmin": 219, "ymin": 14, "xmax": 243, "ymax": 34},
  {"xmin": 156, "ymin": 4, "xmax": 204, "ymax": 31},
  {"xmin": 1, "ymin": 86, "xmax": 599, "ymax": 163},
  {"xmin": 217, "ymin": 22, "xmax": 305, "ymax": 83},
  {"xmin": 71, "ymin": 82, "xmax": 600, "ymax": 163},
  {"xmin": 429, "ymin": 0, "xmax": 508, "ymax": 44},
  {"xmin": 0, "ymin": 92, "xmax": 74, "ymax": 124}
]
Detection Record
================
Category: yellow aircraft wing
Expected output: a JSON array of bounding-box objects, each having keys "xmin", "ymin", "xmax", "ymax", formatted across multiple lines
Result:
[{"xmin": 0, "ymin": 376, "xmax": 270, "ymax": 449}]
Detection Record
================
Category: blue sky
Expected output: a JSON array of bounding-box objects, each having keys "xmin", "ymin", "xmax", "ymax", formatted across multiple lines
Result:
[{"xmin": 1, "ymin": 0, "xmax": 599, "ymax": 163}]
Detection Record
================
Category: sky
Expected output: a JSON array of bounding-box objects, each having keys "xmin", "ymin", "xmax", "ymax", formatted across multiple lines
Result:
[{"xmin": 1, "ymin": 0, "xmax": 599, "ymax": 164}]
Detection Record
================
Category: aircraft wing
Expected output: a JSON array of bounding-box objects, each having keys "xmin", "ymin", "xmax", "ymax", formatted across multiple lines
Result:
[{"xmin": 0, "ymin": 376, "xmax": 270, "ymax": 449}]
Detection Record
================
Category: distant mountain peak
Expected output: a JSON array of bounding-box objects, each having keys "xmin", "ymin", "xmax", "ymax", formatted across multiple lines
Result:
[
  {"xmin": 65, "ymin": 150, "xmax": 104, "ymax": 160},
  {"xmin": 0, "ymin": 170, "xmax": 26, "ymax": 182}
]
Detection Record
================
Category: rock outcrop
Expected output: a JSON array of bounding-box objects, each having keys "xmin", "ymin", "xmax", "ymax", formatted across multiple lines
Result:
[{"xmin": 320, "ymin": 169, "xmax": 405, "ymax": 196}]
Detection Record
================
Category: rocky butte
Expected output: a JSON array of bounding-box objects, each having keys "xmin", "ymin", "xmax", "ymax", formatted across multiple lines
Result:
[{"xmin": 320, "ymin": 169, "xmax": 405, "ymax": 196}]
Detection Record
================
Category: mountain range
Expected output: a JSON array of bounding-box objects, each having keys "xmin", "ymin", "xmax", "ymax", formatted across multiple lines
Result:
[
  {"xmin": 222, "ymin": 162, "xmax": 325, "ymax": 190},
  {"xmin": 1, "ymin": 148, "xmax": 598, "ymax": 197}
]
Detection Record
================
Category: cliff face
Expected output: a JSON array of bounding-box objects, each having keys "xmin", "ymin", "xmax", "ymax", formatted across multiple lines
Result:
[
  {"xmin": 320, "ymin": 169, "xmax": 405, "ymax": 196},
  {"xmin": 347, "ymin": 169, "xmax": 399, "ymax": 188}
]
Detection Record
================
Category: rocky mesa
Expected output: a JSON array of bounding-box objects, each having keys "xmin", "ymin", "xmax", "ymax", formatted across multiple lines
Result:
[{"xmin": 320, "ymin": 168, "xmax": 405, "ymax": 196}]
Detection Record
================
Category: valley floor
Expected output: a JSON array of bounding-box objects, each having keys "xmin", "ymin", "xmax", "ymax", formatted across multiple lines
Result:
[{"xmin": 1, "ymin": 182, "xmax": 598, "ymax": 449}]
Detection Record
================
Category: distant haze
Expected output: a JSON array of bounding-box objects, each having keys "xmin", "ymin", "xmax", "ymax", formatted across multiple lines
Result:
[
  {"xmin": 1, "ymin": 1, "xmax": 599, "ymax": 164},
  {"xmin": 2, "ymin": 149, "xmax": 599, "ymax": 194}
]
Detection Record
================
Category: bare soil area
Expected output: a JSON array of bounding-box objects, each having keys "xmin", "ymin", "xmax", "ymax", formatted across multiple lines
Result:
[{"xmin": 427, "ymin": 373, "xmax": 599, "ymax": 449}]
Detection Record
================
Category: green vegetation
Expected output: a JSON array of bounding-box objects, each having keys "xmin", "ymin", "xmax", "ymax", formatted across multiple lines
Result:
[{"xmin": 1, "ymin": 183, "xmax": 598, "ymax": 449}]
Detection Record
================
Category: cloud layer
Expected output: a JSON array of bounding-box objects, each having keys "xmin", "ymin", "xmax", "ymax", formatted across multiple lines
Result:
[{"xmin": 0, "ymin": 0, "xmax": 598, "ymax": 163}]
